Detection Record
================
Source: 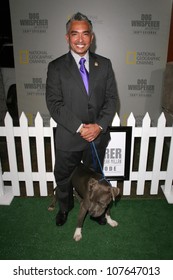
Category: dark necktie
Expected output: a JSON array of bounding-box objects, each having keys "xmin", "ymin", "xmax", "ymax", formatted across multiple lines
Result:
[{"xmin": 79, "ymin": 57, "xmax": 89, "ymax": 94}]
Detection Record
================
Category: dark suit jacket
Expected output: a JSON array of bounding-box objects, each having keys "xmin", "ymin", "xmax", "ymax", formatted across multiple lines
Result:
[{"xmin": 46, "ymin": 51, "xmax": 118, "ymax": 151}]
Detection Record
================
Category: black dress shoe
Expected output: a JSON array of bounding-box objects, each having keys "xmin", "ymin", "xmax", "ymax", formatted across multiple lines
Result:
[
  {"xmin": 90, "ymin": 214, "xmax": 107, "ymax": 225},
  {"xmin": 56, "ymin": 210, "xmax": 68, "ymax": 226}
]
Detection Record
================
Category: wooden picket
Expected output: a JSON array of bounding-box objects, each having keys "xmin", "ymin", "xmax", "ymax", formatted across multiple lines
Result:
[
  {"xmin": 20, "ymin": 113, "xmax": 33, "ymax": 196},
  {"xmin": 0, "ymin": 112, "xmax": 173, "ymax": 205},
  {"xmin": 150, "ymin": 113, "xmax": 166, "ymax": 194}
]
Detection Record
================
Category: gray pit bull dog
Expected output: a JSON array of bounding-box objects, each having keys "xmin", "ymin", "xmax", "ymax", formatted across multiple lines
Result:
[
  {"xmin": 72, "ymin": 163, "xmax": 120, "ymax": 241},
  {"xmin": 48, "ymin": 163, "xmax": 120, "ymax": 242}
]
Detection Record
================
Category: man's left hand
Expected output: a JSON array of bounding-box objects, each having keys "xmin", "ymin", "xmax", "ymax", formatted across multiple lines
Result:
[{"xmin": 80, "ymin": 123, "xmax": 102, "ymax": 142}]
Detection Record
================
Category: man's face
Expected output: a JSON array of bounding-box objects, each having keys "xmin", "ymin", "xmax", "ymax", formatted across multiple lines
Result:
[{"xmin": 66, "ymin": 20, "xmax": 94, "ymax": 56}]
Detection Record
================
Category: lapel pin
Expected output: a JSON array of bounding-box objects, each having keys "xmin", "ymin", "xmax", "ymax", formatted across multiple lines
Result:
[{"xmin": 94, "ymin": 62, "xmax": 99, "ymax": 66}]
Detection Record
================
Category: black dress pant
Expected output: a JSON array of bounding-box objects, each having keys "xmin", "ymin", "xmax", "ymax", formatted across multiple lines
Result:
[{"xmin": 54, "ymin": 143, "xmax": 107, "ymax": 212}]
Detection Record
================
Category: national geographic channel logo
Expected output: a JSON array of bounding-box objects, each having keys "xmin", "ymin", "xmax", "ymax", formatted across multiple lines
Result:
[
  {"xmin": 24, "ymin": 78, "xmax": 46, "ymax": 96},
  {"xmin": 128, "ymin": 79, "xmax": 155, "ymax": 97},
  {"xmin": 20, "ymin": 13, "xmax": 48, "ymax": 34},
  {"xmin": 126, "ymin": 51, "xmax": 160, "ymax": 65},
  {"xmin": 19, "ymin": 50, "xmax": 53, "ymax": 64},
  {"xmin": 131, "ymin": 13, "xmax": 160, "ymax": 35}
]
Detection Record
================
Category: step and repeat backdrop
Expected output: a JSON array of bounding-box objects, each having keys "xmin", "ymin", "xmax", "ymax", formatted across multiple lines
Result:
[{"xmin": 9, "ymin": 0, "xmax": 172, "ymax": 126}]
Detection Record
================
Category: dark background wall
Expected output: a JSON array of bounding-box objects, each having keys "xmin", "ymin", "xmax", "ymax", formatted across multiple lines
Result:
[{"xmin": 0, "ymin": 0, "xmax": 12, "ymax": 47}]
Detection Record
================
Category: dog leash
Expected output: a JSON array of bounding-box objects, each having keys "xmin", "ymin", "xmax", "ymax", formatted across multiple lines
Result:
[{"xmin": 90, "ymin": 141, "xmax": 111, "ymax": 186}]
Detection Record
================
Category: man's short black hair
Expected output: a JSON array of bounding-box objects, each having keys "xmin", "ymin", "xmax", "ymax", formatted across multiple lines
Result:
[{"xmin": 66, "ymin": 12, "xmax": 93, "ymax": 33}]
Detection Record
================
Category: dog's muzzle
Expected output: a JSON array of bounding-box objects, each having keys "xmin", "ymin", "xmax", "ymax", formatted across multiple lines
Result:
[{"xmin": 88, "ymin": 203, "xmax": 106, "ymax": 217}]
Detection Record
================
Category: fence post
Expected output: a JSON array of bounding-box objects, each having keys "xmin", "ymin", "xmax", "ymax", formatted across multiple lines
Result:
[
  {"xmin": 0, "ymin": 114, "xmax": 14, "ymax": 205},
  {"xmin": 35, "ymin": 113, "xmax": 47, "ymax": 196},
  {"xmin": 0, "ymin": 160, "xmax": 4, "ymax": 196},
  {"xmin": 123, "ymin": 113, "xmax": 136, "ymax": 195},
  {"xmin": 20, "ymin": 113, "xmax": 34, "ymax": 196},
  {"xmin": 5, "ymin": 112, "xmax": 20, "ymax": 196},
  {"xmin": 161, "ymin": 125, "xmax": 173, "ymax": 203},
  {"xmin": 0, "ymin": 159, "xmax": 14, "ymax": 205},
  {"xmin": 109, "ymin": 113, "xmax": 121, "ymax": 188},
  {"xmin": 136, "ymin": 113, "xmax": 151, "ymax": 195},
  {"xmin": 112, "ymin": 113, "xmax": 121, "ymax": 126},
  {"xmin": 151, "ymin": 113, "xmax": 166, "ymax": 194}
]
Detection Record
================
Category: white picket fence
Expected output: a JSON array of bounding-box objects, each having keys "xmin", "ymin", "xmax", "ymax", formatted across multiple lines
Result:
[{"xmin": 0, "ymin": 112, "xmax": 173, "ymax": 205}]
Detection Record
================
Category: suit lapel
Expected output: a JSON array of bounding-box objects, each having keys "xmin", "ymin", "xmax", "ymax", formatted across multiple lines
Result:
[
  {"xmin": 64, "ymin": 52, "xmax": 99, "ymax": 98},
  {"xmin": 89, "ymin": 52, "xmax": 99, "ymax": 98},
  {"xmin": 65, "ymin": 52, "xmax": 89, "ymax": 97}
]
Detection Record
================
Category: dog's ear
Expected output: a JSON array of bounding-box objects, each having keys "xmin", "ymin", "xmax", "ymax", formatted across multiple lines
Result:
[
  {"xmin": 88, "ymin": 178, "xmax": 99, "ymax": 201},
  {"xmin": 111, "ymin": 187, "xmax": 120, "ymax": 201}
]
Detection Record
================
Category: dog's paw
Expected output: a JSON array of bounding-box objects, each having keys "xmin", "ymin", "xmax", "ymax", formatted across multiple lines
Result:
[
  {"xmin": 73, "ymin": 228, "xmax": 82, "ymax": 241},
  {"xmin": 106, "ymin": 214, "xmax": 118, "ymax": 227}
]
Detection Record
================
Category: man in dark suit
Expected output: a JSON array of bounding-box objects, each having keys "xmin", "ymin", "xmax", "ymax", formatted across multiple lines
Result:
[{"xmin": 46, "ymin": 12, "xmax": 118, "ymax": 226}]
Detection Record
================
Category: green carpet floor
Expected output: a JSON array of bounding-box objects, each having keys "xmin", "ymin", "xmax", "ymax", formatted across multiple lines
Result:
[{"xmin": 0, "ymin": 197, "xmax": 173, "ymax": 260}]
